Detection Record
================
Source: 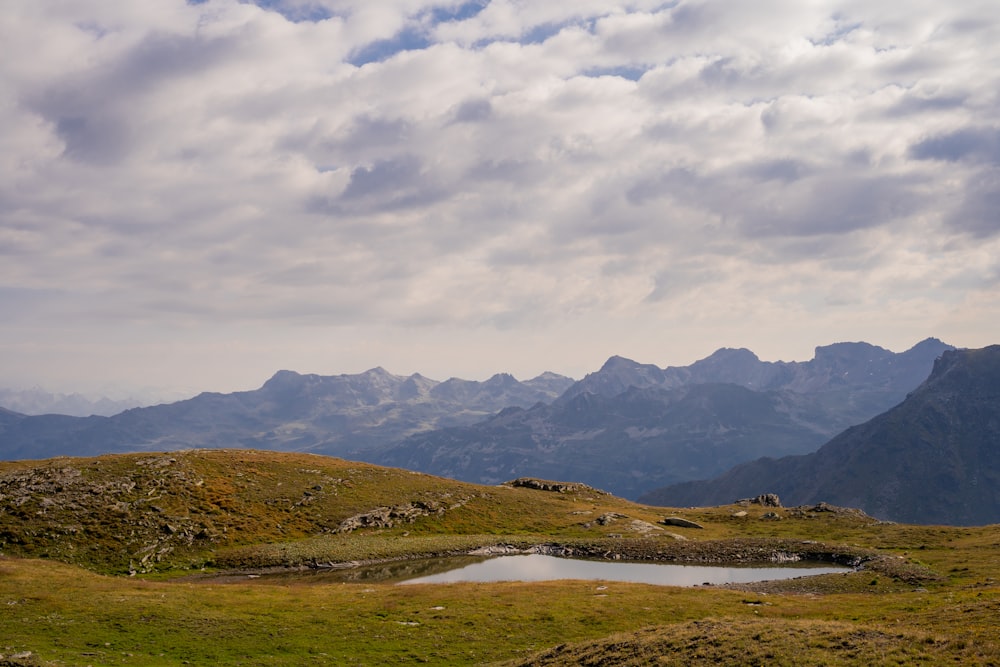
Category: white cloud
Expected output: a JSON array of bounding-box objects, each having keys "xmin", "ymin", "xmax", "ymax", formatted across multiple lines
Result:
[{"xmin": 1, "ymin": 0, "xmax": 999, "ymax": 394}]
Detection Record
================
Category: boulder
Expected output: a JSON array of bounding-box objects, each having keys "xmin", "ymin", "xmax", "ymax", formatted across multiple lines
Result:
[
  {"xmin": 737, "ymin": 493, "xmax": 782, "ymax": 507},
  {"xmin": 661, "ymin": 516, "xmax": 704, "ymax": 529}
]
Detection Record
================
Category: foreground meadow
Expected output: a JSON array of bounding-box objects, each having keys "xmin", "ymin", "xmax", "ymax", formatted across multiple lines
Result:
[{"xmin": 1, "ymin": 450, "xmax": 998, "ymax": 665}]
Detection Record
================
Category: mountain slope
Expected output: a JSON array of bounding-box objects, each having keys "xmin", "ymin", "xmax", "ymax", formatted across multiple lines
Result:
[
  {"xmin": 0, "ymin": 339, "xmax": 953, "ymax": 501},
  {"xmin": 367, "ymin": 382, "xmax": 868, "ymax": 500},
  {"xmin": 0, "ymin": 368, "xmax": 574, "ymax": 460},
  {"xmin": 639, "ymin": 346, "xmax": 1000, "ymax": 525},
  {"xmin": 366, "ymin": 340, "xmax": 954, "ymax": 499},
  {"xmin": 560, "ymin": 338, "xmax": 953, "ymax": 424}
]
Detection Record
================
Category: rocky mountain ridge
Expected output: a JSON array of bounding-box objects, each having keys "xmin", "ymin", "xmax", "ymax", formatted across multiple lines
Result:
[
  {"xmin": 639, "ymin": 345, "xmax": 1000, "ymax": 525},
  {"xmin": 0, "ymin": 338, "xmax": 957, "ymax": 506},
  {"xmin": 561, "ymin": 338, "xmax": 950, "ymax": 402},
  {"xmin": 362, "ymin": 338, "xmax": 955, "ymax": 499},
  {"xmin": 0, "ymin": 368, "xmax": 574, "ymax": 460}
]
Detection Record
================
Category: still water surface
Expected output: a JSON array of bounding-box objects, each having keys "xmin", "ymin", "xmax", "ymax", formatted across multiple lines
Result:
[
  {"xmin": 398, "ymin": 554, "xmax": 850, "ymax": 586},
  {"xmin": 202, "ymin": 554, "xmax": 850, "ymax": 587}
]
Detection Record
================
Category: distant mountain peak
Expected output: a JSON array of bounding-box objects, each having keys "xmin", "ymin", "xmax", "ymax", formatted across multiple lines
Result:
[
  {"xmin": 703, "ymin": 347, "xmax": 760, "ymax": 362},
  {"xmin": 912, "ymin": 336, "xmax": 947, "ymax": 348},
  {"xmin": 558, "ymin": 338, "xmax": 955, "ymax": 403},
  {"xmin": 599, "ymin": 355, "xmax": 642, "ymax": 371},
  {"xmin": 812, "ymin": 340, "xmax": 889, "ymax": 361},
  {"xmin": 486, "ymin": 372, "xmax": 518, "ymax": 384},
  {"xmin": 261, "ymin": 369, "xmax": 304, "ymax": 389}
]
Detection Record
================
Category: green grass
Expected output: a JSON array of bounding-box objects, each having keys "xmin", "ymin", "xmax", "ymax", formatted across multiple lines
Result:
[
  {"xmin": 1, "ymin": 449, "xmax": 999, "ymax": 665},
  {"xmin": 1, "ymin": 554, "xmax": 997, "ymax": 666}
]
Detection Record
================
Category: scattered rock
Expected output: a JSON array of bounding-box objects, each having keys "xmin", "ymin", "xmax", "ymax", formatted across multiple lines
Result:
[
  {"xmin": 628, "ymin": 519, "xmax": 664, "ymax": 534},
  {"xmin": 468, "ymin": 544, "xmax": 525, "ymax": 556},
  {"xmin": 596, "ymin": 512, "xmax": 628, "ymax": 525},
  {"xmin": 737, "ymin": 494, "xmax": 782, "ymax": 507},
  {"xmin": 760, "ymin": 512, "xmax": 781, "ymax": 520},
  {"xmin": 662, "ymin": 516, "xmax": 704, "ymax": 529},
  {"xmin": 0, "ymin": 651, "xmax": 37, "ymax": 667},
  {"xmin": 786, "ymin": 502, "xmax": 877, "ymax": 521},
  {"xmin": 333, "ymin": 501, "xmax": 445, "ymax": 533},
  {"xmin": 506, "ymin": 478, "xmax": 586, "ymax": 493}
]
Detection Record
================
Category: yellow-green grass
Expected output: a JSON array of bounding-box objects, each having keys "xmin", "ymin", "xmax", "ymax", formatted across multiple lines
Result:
[
  {"xmin": 1, "ymin": 553, "xmax": 997, "ymax": 666},
  {"xmin": 1, "ymin": 449, "xmax": 999, "ymax": 665},
  {"xmin": 2, "ymin": 450, "xmax": 658, "ymax": 573}
]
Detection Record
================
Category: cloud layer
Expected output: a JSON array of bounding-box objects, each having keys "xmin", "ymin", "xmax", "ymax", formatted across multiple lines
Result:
[{"xmin": 2, "ymin": 0, "xmax": 999, "ymax": 392}]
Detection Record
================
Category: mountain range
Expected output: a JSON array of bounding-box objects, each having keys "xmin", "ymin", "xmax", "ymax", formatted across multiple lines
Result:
[
  {"xmin": 0, "ymin": 387, "xmax": 151, "ymax": 417},
  {"xmin": 361, "ymin": 338, "xmax": 954, "ymax": 498},
  {"xmin": 0, "ymin": 338, "xmax": 956, "ymax": 506},
  {"xmin": 0, "ymin": 368, "xmax": 574, "ymax": 460},
  {"xmin": 638, "ymin": 345, "xmax": 1000, "ymax": 525}
]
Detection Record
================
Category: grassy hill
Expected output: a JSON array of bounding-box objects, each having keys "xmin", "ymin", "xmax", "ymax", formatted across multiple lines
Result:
[{"xmin": 0, "ymin": 449, "xmax": 998, "ymax": 665}]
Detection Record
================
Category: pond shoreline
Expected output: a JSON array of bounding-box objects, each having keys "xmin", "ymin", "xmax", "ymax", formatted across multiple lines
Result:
[{"xmin": 184, "ymin": 536, "xmax": 913, "ymax": 585}]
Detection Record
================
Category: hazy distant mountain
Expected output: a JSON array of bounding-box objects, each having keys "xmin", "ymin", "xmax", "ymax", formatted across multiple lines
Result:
[
  {"xmin": 364, "ymin": 339, "xmax": 955, "ymax": 499},
  {"xmin": 0, "ymin": 388, "xmax": 149, "ymax": 417},
  {"xmin": 0, "ymin": 368, "xmax": 574, "ymax": 460},
  {"xmin": 0, "ymin": 339, "xmax": 957, "ymax": 504},
  {"xmin": 639, "ymin": 346, "xmax": 1000, "ymax": 525},
  {"xmin": 560, "ymin": 338, "xmax": 954, "ymax": 426},
  {"xmin": 365, "ymin": 382, "xmax": 842, "ymax": 500}
]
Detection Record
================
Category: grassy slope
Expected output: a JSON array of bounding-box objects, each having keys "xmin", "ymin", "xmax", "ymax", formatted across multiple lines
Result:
[{"xmin": 0, "ymin": 449, "xmax": 998, "ymax": 666}]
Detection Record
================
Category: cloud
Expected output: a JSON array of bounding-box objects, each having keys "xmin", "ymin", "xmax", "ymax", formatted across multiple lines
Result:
[
  {"xmin": 910, "ymin": 127, "xmax": 1000, "ymax": 164},
  {"xmin": 2, "ymin": 0, "xmax": 1000, "ymax": 392}
]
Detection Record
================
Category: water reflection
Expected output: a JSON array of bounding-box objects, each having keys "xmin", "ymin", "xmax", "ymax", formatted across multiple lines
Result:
[
  {"xmin": 399, "ymin": 554, "xmax": 849, "ymax": 586},
  {"xmin": 196, "ymin": 555, "xmax": 493, "ymax": 585},
  {"xmin": 198, "ymin": 554, "xmax": 849, "ymax": 587}
]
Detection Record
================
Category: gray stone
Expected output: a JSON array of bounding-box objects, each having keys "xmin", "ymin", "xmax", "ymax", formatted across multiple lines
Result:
[{"xmin": 737, "ymin": 493, "xmax": 782, "ymax": 507}]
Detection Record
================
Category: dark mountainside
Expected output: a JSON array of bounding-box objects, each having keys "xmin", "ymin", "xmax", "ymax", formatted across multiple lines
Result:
[
  {"xmin": 363, "ymin": 339, "xmax": 954, "ymax": 499},
  {"xmin": 0, "ymin": 338, "xmax": 953, "ymax": 503},
  {"xmin": 364, "ymin": 382, "xmax": 842, "ymax": 500},
  {"xmin": 639, "ymin": 346, "xmax": 1000, "ymax": 526},
  {"xmin": 0, "ymin": 368, "xmax": 575, "ymax": 460}
]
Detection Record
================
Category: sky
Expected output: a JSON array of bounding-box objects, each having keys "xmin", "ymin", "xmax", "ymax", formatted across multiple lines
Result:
[{"xmin": 2, "ymin": 0, "xmax": 999, "ymax": 398}]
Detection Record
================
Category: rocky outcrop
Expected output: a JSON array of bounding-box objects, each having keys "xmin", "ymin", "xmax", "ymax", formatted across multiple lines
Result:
[
  {"xmin": 505, "ymin": 478, "xmax": 607, "ymax": 494},
  {"xmin": 661, "ymin": 516, "xmax": 704, "ymax": 529},
  {"xmin": 737, "ymin": 494, "xmax": 782, "ymax": 507},
  {"xmin": 333, "ymin": 501, "xmax": 447, "ymax": 533},
  {"xmin": 0, "ymin": 455, "xmax": 224, "ymax": 573},
  {"xmin": 788, "ymin": 503, "xmax": 878, "ymax": 521},
  {"xmin": 0, "ymin": 650, "xmax": 38, "ymax": 666},
  {"xmin": 596, "ymin": 512, "xmax": 628, "ymax": 525}
]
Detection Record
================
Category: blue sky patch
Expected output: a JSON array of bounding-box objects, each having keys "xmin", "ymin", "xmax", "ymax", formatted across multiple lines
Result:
[
  {"xmin": 348, "ymin": 26, "xmax": 433, "ymax": 66},
  {"xmin": 428, "ymin": 1, "xmax": 489, "ymax": 24},
  {"xmin": 242, "ymin": 0, "xmax": 335, "ymax": 23},
  {"xmin": 582, "ymin": 65, "xmax": 650, "ymax": 82}
]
